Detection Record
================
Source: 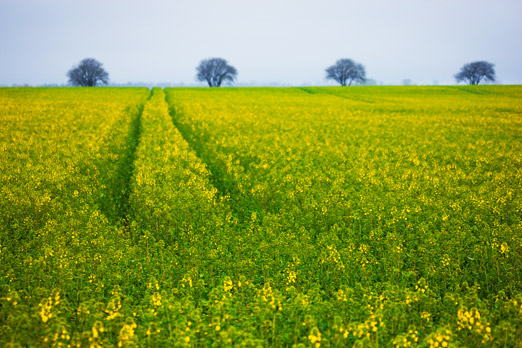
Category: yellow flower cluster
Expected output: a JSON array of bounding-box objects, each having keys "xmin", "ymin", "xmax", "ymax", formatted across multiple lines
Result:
[
  {"xmin": 392, "ymin": 329, "xmax": 419, "ymax": 347},
  {"xmin": 118, "ymin": 321, "xmax": 137, "ymax": 347},
  {"xmin": 457, "ymin": 308, "xmax": 492, "ymax": 343},
  {"xmin": 259, "ymin": 283, "xmax": 282, "ymax": 311},
  {"xmin": 415, "ymin": 279, "xmax": 428, "ymax": 294},
  {"xmin": 223, "ymin": 277, "xmax": 233, "ymax": 292},
  {"xmin": 39, "ymin": 291, "xmax": 60, "ymax": 323},
  {"xmin": 426, "ymin": 329, "xmax": 451, "ymax": 348},
  {"xmin": 340, "ymin": 313, "xmax": 383, "ymax": 341},
  {"xmin": 286, "ymin": 270, "xmax": 297, "ymax": 285},
  {"xmin": 151, "ymin": 293, "xmax": 162, "ymax": 307},
  {"xmin": 308, "ymin": 327, "xmax": 322, "ymax": 348}
]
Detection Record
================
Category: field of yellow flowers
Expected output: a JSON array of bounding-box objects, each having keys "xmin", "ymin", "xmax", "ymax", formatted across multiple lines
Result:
[{"xmin": 1, "ymin": 85, "xmax": 521, "ymax": 347}]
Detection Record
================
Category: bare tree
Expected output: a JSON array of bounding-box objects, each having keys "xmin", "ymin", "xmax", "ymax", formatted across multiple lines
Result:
[
  {"xmin": 326, "ymin": 59, "xmax": 366, "ymax": 86},
  {"xmin": 196, "ymin": 58, "xmax": 237, "ymax": 87},
  {"xmin": 67, "ymin": 58, "xmax": 109, "ymax": 87},
  {"xmin": 455, "ymin": 61, "xmax": 495, "ymax": 85}
]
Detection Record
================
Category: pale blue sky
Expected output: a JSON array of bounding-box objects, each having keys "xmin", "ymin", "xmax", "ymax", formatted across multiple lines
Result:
[{"xmin": 1, "ymin": 0, "xmax": 521, "ymax": 86}]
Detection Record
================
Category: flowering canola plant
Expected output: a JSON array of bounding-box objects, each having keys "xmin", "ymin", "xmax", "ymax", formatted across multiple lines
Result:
[{"xmin": 1, "ymin": 85, "xmax": 521, "ymax": 346}]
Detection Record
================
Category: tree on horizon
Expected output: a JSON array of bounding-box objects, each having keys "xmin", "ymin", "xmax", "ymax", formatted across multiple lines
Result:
[
  {"xmin": 326, "ymin": 59, "xmax": 366, "ymax": 86},
  {"xmin": 196, "ymin": 58, "xmax": 237, "ymax": 87},
  {"xmin": 455, "ymin": 61, "xmax": 495, "ymax": 85},
  {"xmin": 67, "ymin": 58, "xmax": 109, "ymax": 87}
]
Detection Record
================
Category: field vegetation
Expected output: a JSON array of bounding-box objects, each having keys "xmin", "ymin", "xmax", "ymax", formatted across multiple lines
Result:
[{"xmin": 1, "ymin": 86, "xmax": 521, "ymax": 346}]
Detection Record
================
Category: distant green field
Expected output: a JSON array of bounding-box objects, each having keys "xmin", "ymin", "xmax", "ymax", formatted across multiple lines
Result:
[{"xmin": 1, "ymin": 86, "xmax": 521, "ymax": 346}]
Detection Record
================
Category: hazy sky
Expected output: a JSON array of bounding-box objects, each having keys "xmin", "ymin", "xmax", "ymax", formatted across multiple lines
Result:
[{"xmin": 1, "ymin": 0, "xmax": 521, "ymax": 86}]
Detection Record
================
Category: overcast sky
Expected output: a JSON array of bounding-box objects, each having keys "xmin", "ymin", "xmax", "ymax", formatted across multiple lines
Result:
[{"xmin": 1, "ymin": 0, "xmax": 521, "ymax": 86}]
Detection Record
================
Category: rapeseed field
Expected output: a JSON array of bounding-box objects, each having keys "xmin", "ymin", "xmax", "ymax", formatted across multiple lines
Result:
[{"xmin": 1, "ymin": 86, "xmax": 521, "ymax": 346}]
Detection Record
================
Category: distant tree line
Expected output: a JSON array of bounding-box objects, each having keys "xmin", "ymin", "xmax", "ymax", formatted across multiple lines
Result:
[{"xmin": 66, "ymin": 58, "xmax": 497, "ymax": 87}]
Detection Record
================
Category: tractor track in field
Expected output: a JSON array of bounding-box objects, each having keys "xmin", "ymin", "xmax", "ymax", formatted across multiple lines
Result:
[
  {"xmin": 299, "ymin": 87, "xmax": 376, "ymax": 103},
  {"xmin": 164, "ymin": 92, "xmax": 258, "ymax": 224},
  {"xmin": 114, "ymin": 89, "xmax": 152, "ymax": 228},
  {"xmin": 164, "ymin": 93, "xmax": 231, "ymax": 200}
]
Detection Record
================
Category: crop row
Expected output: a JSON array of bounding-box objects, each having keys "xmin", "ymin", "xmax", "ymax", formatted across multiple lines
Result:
[
  {"xmin": 0, "ymin": 88, "xmax": 151, "ymax": 346},
  {"xmin": 165, "ymin": 86, "xmax": 522, "ymax": 346}
]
